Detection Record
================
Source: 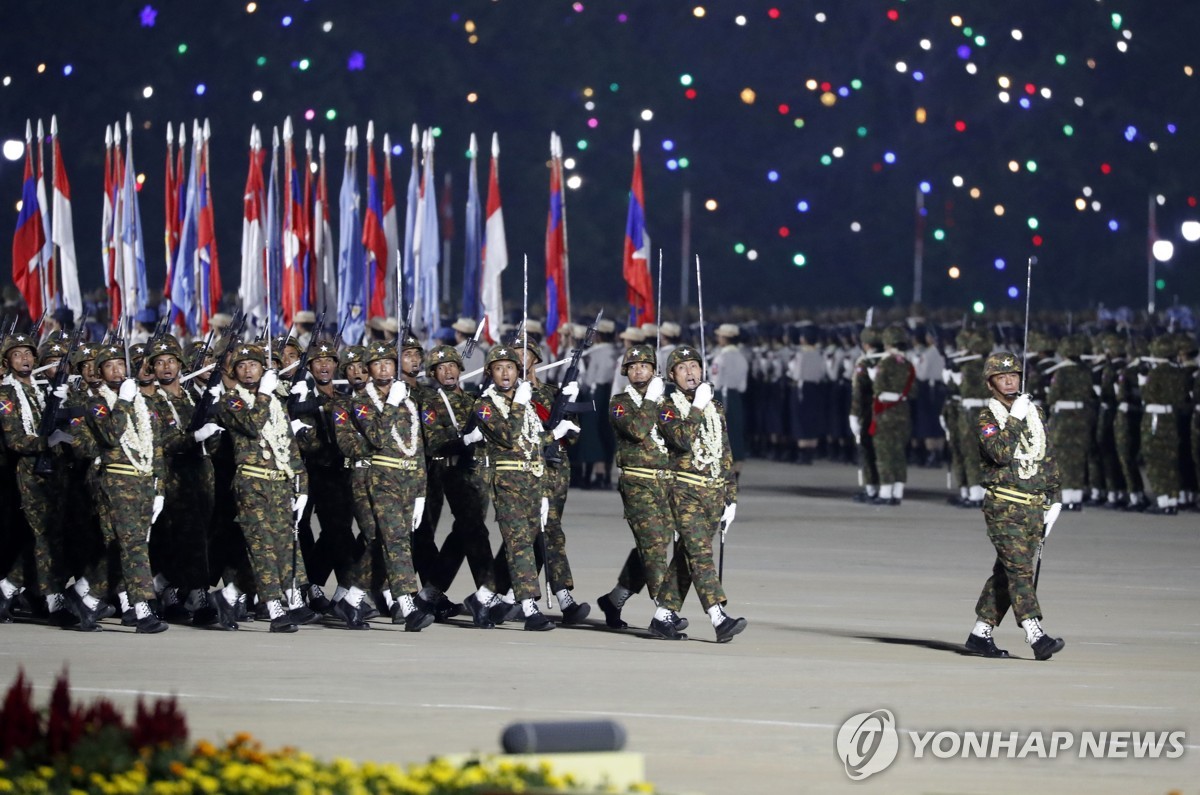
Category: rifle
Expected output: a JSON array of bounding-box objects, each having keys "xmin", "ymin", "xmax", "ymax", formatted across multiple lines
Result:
[
  {"xmin": 31, "ymin": 310, "xmax": 48, "ymax": 343},
  {"xmin": 187, "ymin": 309, "xmax": 248, "ymax": 434},
  {"xmin": 541, "ymin": 309, "xmax": 602, "ymax": 464},
  {"xmin": 34, "ymin": 323, "xmax": 86, "ymax": 476},
  {"xmin": 286, "ymin": 311, "xmax": 327, "ymax": 412}
]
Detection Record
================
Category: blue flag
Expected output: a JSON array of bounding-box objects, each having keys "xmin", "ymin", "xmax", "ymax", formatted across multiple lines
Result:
[{"xmin": 337, "ymin": 138, "xmax": 366, "ymax": 345}]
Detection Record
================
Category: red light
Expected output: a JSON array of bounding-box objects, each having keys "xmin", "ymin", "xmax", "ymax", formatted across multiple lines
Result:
[
  {"xmin": 1188, "ymin": 196, "xmax": 1198, "ymax": 207},
  {"xmin": 685, "ymin": 88, "xmax": 697, "ymax": 100},
  {"xmin": 1024, "ymin": 83, "xmax": 1036, "ymax": 95},
  {"xmin": 1100, "ymin": 163, "xmax": 1112, "ymax": 175},
  {"xmin": 777, "ymin": 103, "xmax": 790, "ymax": 115},
  {"xmin": 767, "ymin": 8, "xmax": 780, "ymax": 19},
  {"xmin": 872, "ymin": 162, "xmax": 883, "ymax": 172},
  {"xmin": 954, "ymin": 120, "xmax": 967, "ymax": 132},
  {"xmin": 778, "ymin": 226, "xmax": 790, "ymax": 238},
  {"xmin": 886, "ymin": 9, "xmax": 899, "ymax": 21},
  {"xmin": 820, "ymin": 81, "xmax": 832, "ymax": 92},
  {"xmin": 1032, "ymin": 235, "xmax": 1044, "ymax": 247}
]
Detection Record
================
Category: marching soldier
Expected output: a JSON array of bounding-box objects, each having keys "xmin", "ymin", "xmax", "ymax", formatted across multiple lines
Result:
[
  {"xmin": 965, "ymin": 351, "xmax": 1064, "ymax": 661},
  {"xmin": 869, "ymin": 326, "xmax": 916, "ymax": 506},
  {"xmin": 1115, "ymin": 337, "xmax": 1149, "ymax": 510}
]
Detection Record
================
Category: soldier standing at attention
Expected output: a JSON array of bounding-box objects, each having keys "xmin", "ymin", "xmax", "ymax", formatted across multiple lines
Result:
[
  {"xmin": 966, "ymin": 352, "xmax": 1065, "ymax": 661},
  {"xmin": 869, "ymin": 326, "xmax": 916, "ymax": 506},
  {"xmin": 1139, "ymin": 336, "xmax": 1186, "ymax": 515},
  {"xmin": 1044, "ymin": 335, "xmax": 1097, "ymax": 511},
  {"xmin": 850, "ymin": 328, "xmax": 883, "ymax": 502}
]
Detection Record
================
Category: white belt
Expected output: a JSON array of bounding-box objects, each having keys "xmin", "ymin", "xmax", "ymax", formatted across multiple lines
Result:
[
  {"xmin": 877, "ymin": 391, "xmax": 904, "ymax": 402},
  {"xmin": 1144, "ymin": 404, "xmax": 1173, "ymax": 414},
  {"xmin": 961, "ymin": 398, "xmax": 987, "ymax": 409},
  {"xmin": 1053, "ymin": 401, "xmax": 1084, "ymax": 412},
  {"xmin": 1118, "ymin": 402, "xmax": 1129, "ymax": 413}
]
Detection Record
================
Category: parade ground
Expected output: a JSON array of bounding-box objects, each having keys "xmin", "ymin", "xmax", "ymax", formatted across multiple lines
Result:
[{"xmin": 2, "ymin": 459, "xmax": 1197, "ymax": 795}]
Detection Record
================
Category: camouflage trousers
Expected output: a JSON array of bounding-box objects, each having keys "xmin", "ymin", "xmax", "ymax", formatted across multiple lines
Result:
[
  {"xmin": 491, "ymin": 466, "xmax": 542, "ymax": 602},
  {"xmin": 364, "ymin": 466, "xmax": 423, "ymax": 597},
  {"xmin": 97, "ymin": 469, "xmax": 156, "ymax": 605},
  {"xmin": 424, "ymin": 459, "xmax": 495, "ymax": 594},
  {"xmin": 1050, "ymin": 410, "xmax": 1093, "ymax": 491},
  {"xmin": 662, "ymin": 478, "xmax": 726, "ymax": 613},
  {"xmin": 975, "ymin": 493, "xmax": 1045, "ymax": 626},
  {"xmin": 298, "ymin": 462, "xmax": 356, "ymax": 590},
  {"xmin": 943, "ymin": 404, "xmax": 967, "ymax": 490},
  {"xmin": 347, "ymin": 464, "xmax": 374, "ymax": 589},
  {"xmin": 12, "ymin": 459, "xmax": 69, "ymax": 595},
  {"xmin": 232, "ymin": 472, "xmax": 295, "ymax": 602},
  {"xmin": 152, "ymin": 454, "xmax": 215, "ymax": 594},
  {"xmin": 614, "ymin": 471, "xmax": 685, "ymax": 604},
  {"xmin": 1140, "ymin": 414, "xmax": 1181, "ymax": 496},
  {"xmin": 871, "ymin": 407, "xmax": 910, "ymax": 484},
  {"xmin": 1114, "ymin": 409, "xmax": 1144, "ymax": 495},
  {"xmin": 540, "ymin": 459, "xmax": 575, "ymax": 592},
  {"xmin": 958, "ymin": 407, "xmax": 986, "ymax": 487}
]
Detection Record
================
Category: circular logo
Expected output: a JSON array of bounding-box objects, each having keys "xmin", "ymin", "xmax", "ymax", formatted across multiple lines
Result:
[{"xmin": 836, "ymin": 709, "xmax": 899, "ymax": 781}]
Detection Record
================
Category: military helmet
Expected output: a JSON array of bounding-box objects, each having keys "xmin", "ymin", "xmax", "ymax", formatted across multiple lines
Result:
[
  {"xmin": 308, "ymin": 338, "xmax": 339, "ymax": 362},
  {"xmin": 1126, "ymin": 336, "xmax": 1148, "ymax": 359},
  {"xmin": 94, "ymin": 343, "xmax": 127, "ymax": 369},
  {"xmin": 1057, "ymin": 334, "xmax": 1085, "ymax": 359},
  {"xmin": 71, "ymin": 342, "xmax": 98, "ymax": 370},
  {"xmin": 365, "ymin": 342, "xmax": 396, "ymax": 366},
  {"xmin": 983, "ymin": 351, "xmax": 1022, "ymax": 380},
  {"xmin": 1025, "ymin": 330, "xmax": 1052, "ymax": 356},
  {"xmin": 969, "ymin": 329, "xmax": 994, "ymax": 356},
  {"xmin": 859, "ymin": 327, "xmax": 880, "ymax": 348},
  {"xmin": 37, "ymin": 331, "xmax": 69, "ymax": 363},
  {"xmin": 340, "ymin": 345, "xmax": 366, "ymax": 373},
  {"xmin": 272, "ymin": 334, "xmax": 301, "ymax": 354},
  {"xmin": 425, "ymin": 344, "xmax": 464, "ymax": 374},
  {"xmin": 511, "ymin": 336, "xmax": 543, "ymax": 365},
  {"xmin": 130, "ymin": 342, "xmax": 149, "ymax": 366},
  {"xmin": 881, "ymin": 325, "xmax": 908, "ymax": 349},
  {"xmin": 666, "ymin": 345, "xmax": 703, "ymax": 373},
  {"xmin": 229, "ymin": 343, "xmax": 266, "ymax": 368},
  {"xmin": 1149, "ymin": 335, "xmax": 1175, "ymax": 360},
  {"xmin": 485, "ymin": 344, "xmax": 521, "ymax": 368},
  {"xmin": 1, "ymin": 332, "xmax": 37, "ymax": 362},
  {"xmin": 621, "ymin": 344, "xmax": 657, "ymax": 374},
  {"xmin": 400, "ymin": 333, "xmax": 422, "ymax": 352},
  {"xmin": 147, "ymin": 335, "xmax": 184, "ymax": 364}
]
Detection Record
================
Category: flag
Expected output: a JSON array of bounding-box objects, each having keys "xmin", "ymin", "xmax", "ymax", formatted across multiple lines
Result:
[
  {"xmin": 35, "ymin": 121, "xmax": 55, "ymax": 317},
  {"xmin": 118, "ymin": 117, "xmax": 149, "ymax": 328},
  {"xmin": 623, "ymin": 129, "xmax": 654, "ymax": 326},
  {"xmin": 163, "ymin": 124, "xmax": 179, "ymax": 307},
  {"xmin": 382, "ymin": 134, "xmax": 400, "ymax": 321},
  {"xmin": 103, "ymin": 124, "xmax": 121, "ymax": 326},
  {"xmin": 312, "ymin": 134, "xmax": 336, "ymax": 314},
  {"xmin": 461, "ymin": 133, "xmax": 482, "ymax": 321},
  {"xmin": 544, "ymin": 132, "xmax": 569, "ymax": 356},
  {"xmin": 415, "ymin": 129, "xmax": 440, "ymax": 336},
  {"xmin": 303, "ymin": 130, "xmax": 315, "ymax": 310},
  {"xmin": 238, "ymin": 127, "xmax": 267, "ymax": 335},
  {"xmin": 362, "ymin": 123, "xmax": 388, "ymax": 321},
  {"xmin": 336, "ymin": 127, "xmax": 366, "ymax": 345},
  {"xmin": 51, "ymin": 119, "xmax": 82, "ymax": 323},
  {"xmin": 262, "ymin": 127, "xmax": 283, "ymax": 334},
  {"xmin": 171, "ymin": 126, "xmax": 199, "ymax": 335},
  {"xmin": 281, "ymin": 118, "xmax": 309, "ymax": 327},
  {"xmin": 197, "ymin": 121, "xmax": 222, "ymax": 333},
  {"xmin": 480, "ymin": 133, "xmax": 507, "ymax": 344},
  {"xmin": 12, "ymin": 127, "xmax": 45, "ymax": 321},
  {"xmin": 400, "ymin": 124, "xmax": 419, "ymax": 321}
]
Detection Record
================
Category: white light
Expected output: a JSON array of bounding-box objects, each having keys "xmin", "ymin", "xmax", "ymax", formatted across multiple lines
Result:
[
  {"xmin": 746, "ymin": 249, "xmax": 758, "ymax": 261},
  {"xmin": 1074, "ymin": 96, "xmax": 1085, "ymax": 107},
  {"xmin": 832, "ymin": 146, "xmax": 844, "ymax": 158},
  {"xmin": 1091, "ymin": 200, "xmax": 1101, "ymax": 211},
  {"xmin": 1181, "ymin": 221, "xmax": 1200, "ymax": 242},
  {"xmin": 965, "ymin": 62, "xmax": 977, "ymax": 75},
  {"xmin": 919, "ymin": 38, "xmax": 931, "ymax": 50},
  {"xmin": 1117, "ymin": 41, "xmax": 1128, "ymax": 53},
  {"xmin": 1082, "ymin": 186, "xmax": 1093, "ymax": 197},
  {"xmin": 998, "ymin": 91, "xmax": 1010, "ymax": 103},
  {"xmin": 895, "ymin": 61, "xmax": 908, "ymax": 73},
  {"xmin": 142, "ymin": 85, "xmax": 154, "ymax": 98},
  {"xmin": 952, "ymin": 175, "xmax": 964, "ymax": 188},
  {"xmin": 1040, "ymin": 87, "xmax": 1052, "ymax": 99},
  {"xmin": 1156, "ymin": 194, "xmax": 1166, "ymax": 206},
  {"xmin": 322, "ymin": 20, "xmax": 333, "ymax": 32},
  {"xmin": 566, "ymin": 175, "xmax": 582, "ymax": 190},
  {"xmin": 563, "ymin": 157, "xmax": 576, "ymax": 169},
  {"xmin": 1149, "ymin": 141, "xmax": 1159, "ymax": 152},
  {"xmin": 1122, "ymin": 29, "xmax": 1132, "ymax": 40},
  {"xmin": 252, "ymin": 90, "xmax": 263, "ymax": 102},
  {"xmin": 850, "ymin": 221, "xmax": 861, "ymax": 232},
  {"xmin": 2, "ymin": 76, "xmax": 11, "ymax": 87},
  {"xmin": 1152, "ymin": 240, "xmax": 1174, "ymax": 262},
  {"xmin": 814, "ymin": 12, "xmax": 826, "ymax": 23},
  {"xmin": 2, "ymin": 139, "xmax": 24, "ymax": 161},
  {"xmin": 1011, "ymin": 29, "xmax": 1023, "ymax": 40},
  {"xmin": 584, "ymin": 101, "xmax": 595, "ymax": 111},
  {"xmin": 735, "ymin": 14, "xmax": 746, "ymax": 25},
  {"xmin": 640, "ymin": 109, "xmax": 654, "ymax": 121}
]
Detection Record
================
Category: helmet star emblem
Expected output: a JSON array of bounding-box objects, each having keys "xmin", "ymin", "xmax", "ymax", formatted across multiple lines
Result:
[{"xmin": 240, "ymin": 347, "xmax": 249, "ymax": 354}]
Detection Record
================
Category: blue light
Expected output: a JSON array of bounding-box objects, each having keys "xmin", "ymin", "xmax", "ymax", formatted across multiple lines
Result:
[
  {"xmin": 918, "ymin": 207, "xmax": 928, "ymax": 217},
  {"xmin": 666, "ymin": 159, "xmax": 678, "ymax": 170},
  {"xmin": 883, "ymin": 151, "xmax": 896, "ymax": 164},
  {"xmin": 662, "ymin": 139, "xmax": 675, "ymax": 151},
  {"xmin": 919, "ymin": 181, "xmax": 931, "ymax": 194},
  {"xmin": 1007, "ymin": 286, "xmax": 1019, "ymax": 299},
  {"xmin": 994, "ymin": 258, "xmax": 1006, "ymax": 270},
  {"xmin": 1124, "ymin": 125, "xmax": 1137, "ymax": 142},
  {"xmin": 391, "ymin": 144, "xmax": 403, "ymax": 157},
  {"xmin": 1167, "ymin": 123, "xmax": 1177, "ymax": 134},
  {"xmin": 1108, "ymin": 219, "xmax": 1119, "ymax": 231},
  {"xmin": 1018, "ymin": 97, "xmax": 1031, "ymax": 109},
  {"xmin": 797, "ymin": 200, "xmax": 810, "ymax": 212},
  {"xmin": 913, "ymin": 71, "xmax": 924, "ymax": 82},
  {"xmin": 195, "ymin": 83, "xmax": 206, "ymax": 95},
  {"xmin": 956, "ymin": 45, "xmax": 971, "ymax": 60},
  {"xmin": 767, "ymin": 170, "xmax": 780, "ymax": 182},
  {"xmin": 282, "ymin": 15, "xmax": 293, "ymax": 26},
  {"xmin": 837, "ymin": 86, "xmax": 850, "ymax": 97},
  {"xmin": 62, "ymin": 64, "xmax": 73, "ymax": 76}
]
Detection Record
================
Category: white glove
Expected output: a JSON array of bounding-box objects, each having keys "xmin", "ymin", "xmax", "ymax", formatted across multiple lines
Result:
[
  {"xmin": 1137, "ymin": 373, "xmax": 1148, "ymax": 387},
  {"xmin": 290, "ymin": 418, "xmax": 309, "ymax": 436},
  {"xmin": 193, "ymin": 422, "xmax": 223, "ymax": 443},
  {"xmin": 412, "ymin": 497, "xmax": 426, "ymax": 532},
  {"xmin": 1043, "ymin": 502, "xmax": 1062, "ymax": 538},
  {"xmin": 1009, "ymin": 393, "xmax": 1031, "ymax": 421},
  {"xmin": 386, "ymin": 380, "xmax": 409, "ymax": 406},
  {"xmin": 118, "ymin": 379, "xmax": 138, "ymax": 402},
  {"xmin": 258, "ymin": 369, "xmax": 278, "ymax": 395},
  {"xmin": 644, "ymin": 376, "xmax": 665, "ymax": 402},
  {"xmin": 941, "ymin": 368, "xmax": 954, "ymax": 386},
  {"xmin": 1092, "ymin": 384, "xmax": 1102, "ymax": 396},
  {"xmin": 552, "ymin": 419, "xmax": 580, "ymax": 440},
  {"xmin": 720, "ymin": 502, "xmax": 737, "ymax": 537},
  {"xmin": 289, "ymin": 380, "xmax": 310, "ymax": 402},
  {"xmin": 848, "ymin": 415, "xmax": 862, "ymax": 442},
  {"xmin": 291, "ymin": 493, "xmax": 308, "ymax": 521},
  {"xmin": 866, "ymin": 366, "xmax": 878, "ymax": 382},
  {"xmin": 513, "ymin": 381, "xmax": 533, "ymax": 406},
  {"xmin": 540, "ymin": 497, "xmax": 549, "ymax": 528},
  {"xmin": 462, "ymin": 427, "xmax": 485, "ymax": 446},
  {"xmin": 561, "ymin": 380, "xmax": 580, "ymax": 402},
  {"xmin": 692, "ymin": 382, "xmax": 713, "ymax": 410},
  {"xmin": 207, "ymin": 383, "xmax": 224, "ymax": 402},
  {"xmin": 52, "ymin": 383, "xmax": 70, "ymax": 401},
  {"xmin": 951, "ymin": 371, "xmax": 963, "ymax": 386},
  {"xmin": 151, "ymin": 495, "xmax": 165, "ymax": 525}
]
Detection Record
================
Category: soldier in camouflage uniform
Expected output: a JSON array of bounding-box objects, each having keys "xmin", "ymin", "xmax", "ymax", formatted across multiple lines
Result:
[
  {"xmin": 956, "ymin": 330, "xmax": 993, "ymax": 508},
  {"xmin": 84, "ymin": 343, "xmax": 173, "ymax": 633},
  {"xmin": 212, "ymin": 343, "xmax": 310, "ymax": 633},
  {"xmin": 1091, "ymin": 334, "xmax": 1126, "ymax": 508},
  {"xmin": 869, "ymin": 326, "xmax": 916, "ymax": 506},
  {"xmin": 965, "ymin": 351, "xmax": 1065, "ymax": 661},
  {"xmin": 1045, "ymin": 334, "xmax": 1098, "ymax": 511},
  {"xmin": 1175, "ymin": 334, "xmax": 1198, "ymax": 512},
  {"xmin": 595, "ymin": 344, "xmax": 691, "ymax": 638},
  {"xmin": 939, "ymin": 329, "xmax": 971, "ymax": 506},
  {"xmin": 849, "ymin": 328, "xmax": 883, "ymax": 503},
  {"xmin": 1115, "ymin": 336, "xmax": 1149, "ymax": 510},
  {"xmin": 658, "ymin": 345, "xmax": 748, "ymax": 643},
  {"xmin": 1139, "ymin": 336, "xmax": 1186, "ymax": 515}
]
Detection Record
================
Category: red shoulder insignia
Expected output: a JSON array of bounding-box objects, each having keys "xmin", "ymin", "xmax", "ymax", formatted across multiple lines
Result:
[
  {"xmin": 333, "ymin": 407, "xmax": 349, "ymax": 426},
  {"xmin": 422, "ymin": 408, "xmax": 438, "ymax": 426},
  {"xmin": 611, "ymin": 403, "xmax": 626, "ymax": 419},
  {"xmin": 91, "ymin": 404, "xmax": 108, "ymax": 418},
  {"xmin": 981, "ymin": 423, "xmax": 999, "ymax": 437},
  {"xmin": 659, "ymin": 407, "xmax": 676, "ymax": 424},
  {"xmin": 354, "ymin": 404, "xmax": 371, "ymax": 420},
  {"xmin": 0, "ymin": 398, "xmax": 12, "ymax": 416}
]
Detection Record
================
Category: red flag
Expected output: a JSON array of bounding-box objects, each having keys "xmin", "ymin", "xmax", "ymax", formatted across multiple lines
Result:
[
  {"xmin": 623, "ymin": 130, "xmax": 654, "ymax": 326},
  {"xmin": 12, "ymin": 137, "xmax": 45, "ymax": 321},
  {"xmin": 197, "ymin": 126, "xmax": 221, "ymax": 332},
  {"xmin": 362, "ymin": 126, "xmax": 388, "ymax": 320},
  {"xmin": 544, "ymin": 133, "xmax": 568, "ymax": 356},
  {"xmin": 281, "ymin": 119, "xmax": 308, "ymax": 325}
]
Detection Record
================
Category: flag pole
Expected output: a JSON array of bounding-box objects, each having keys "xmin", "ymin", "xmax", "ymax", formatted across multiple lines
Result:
[
  {"xmin": 555, "ymin": 133, "xmax": 572, "ymax": 328},
  {"xmin": 50, "ymin": 116, "xmax": 62, "ymax": 319},
  {"xmin": 696, "ymin": 254, "xmax": 707, "ymax": 381}
]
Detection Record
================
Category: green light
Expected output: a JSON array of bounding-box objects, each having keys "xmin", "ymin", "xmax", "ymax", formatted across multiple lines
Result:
[
  {"xmin": 1025, "ymin": 160, "xmax": 1038, "ymax": 172},
  {"xmin": 820, "ymin": 154, "xmax": 832, "ymax": 166},
  {"xmin": 576, "ymin": 139, "xmax": 588, "ymax": 151},
  {"xmin": 933, "ymin": 229, "xmax": 946, "ymax": 241},
  {"xmin": 1055, "ymin": 54, "xmax": 1067, "ymax": 66},
  {"xmin": 734, "ymin": 243, "xmax": 746, "ymax": 255},
  {"xmin": 677, "ymin": 157, "xmax": 689, "ymax": 168},
  {"xmin": 793, "ymin": 253, "xmax": 807, "ymax": 267},
  {"xmin": 609, "ymin": 82, "xmax": 619, "ymax": 92},
  {"xmin": 680, "ymin": 74, "xmax": 693, "ymax": 87},
  {"xmin": 1062, "ymin": 124, "xmax": 1074, "ymax": 136},
  {"xmin": 1111, "ymin": 13, "xmax": 1122, "ymax": 29},
  {"xmin": 298, "ymin": 58, "xmax": 310, "ymax": 71},
  {"xmin": 177, "ymin": 43, "xmax": 188, "ymax": 55},
  {"xmin": 431, "ymin": 127, "xmax": 442, "ymax": 138},
  {"xmin": 1027, "ymin": 217, "xmax": 1039, "ymax": 230},
  {"xmin": 1155, "ymin": 278, "xmax": 1166, "ymax": 290},
  {"xmin": 793, "ymin": 118, "xmax": 805, "ymax": 128},
  {"xmin": 974, "ymin": 35, "xmax": 986, "ymax": 46},
  {"xmin": 972, "ymin": 301, "xmax": 985, "ymax": 314},
  {"xmin": 856, "ymin": 126, "xmax": 868, "ymax": 137},
  {"xmin": 325, "ymin": 109, "xmax": 337, "ymax": 120},
  {"xmin": 256, "ymin": 56, "xmax": 267, "ymax": 66},
  {"xmin": 882, "ymin": 284, "xmax": 894, "ymax": 297},
  {"xmin": 962, "ymin": 26, "xmax": 973, "ymax": 37},
  {"xmin": 850, "ymin": 79, "xmax": 863, "ymax": 90}
]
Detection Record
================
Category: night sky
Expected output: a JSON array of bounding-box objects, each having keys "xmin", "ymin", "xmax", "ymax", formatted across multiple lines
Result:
[{"xmin": 3, "ymin": 0, "xmax": 1199, "ymax": 321}]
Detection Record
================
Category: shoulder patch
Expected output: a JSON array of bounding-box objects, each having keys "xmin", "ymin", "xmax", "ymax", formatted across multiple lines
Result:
[
  {"xmin": 611, "ymin": 403, "xmax": 626, "ymax": 419},
  {"xmin": 91, "ymin": 403, "xmax": 109, "ymax": 418},
  {"xmin": 981, "ymin": 423, "xmax": 999, "ymax": 438},
  {"xmin": 476, "ymin": 403, "xmax": 492, "ymax": 421},
  {"xmin": 422, "ymin": 408, "xmax": 438, "ymax": 426},
  {"xmin": 333, "ymin": 407, "xmax": 349, "ymax": 426},
  {"xmin": 659, "ymin": 407, "xmax": 676, "ymax": 424},
  {"xmin": 354, "ymin": 403, "xmax": 371, "ymax": 420},
  {"xmin": 0, "ymin": 398, "xmax": 12, "ymax": 416},
  {"xmin": 226, "ymin": 396, "xmax": 246, "ymax": 412}
]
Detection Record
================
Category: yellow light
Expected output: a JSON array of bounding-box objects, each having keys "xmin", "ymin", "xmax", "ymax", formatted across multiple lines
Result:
[
  {"xmin": 466, "ymin": 92, "xmax": 478, "ymax": 103},
  {"xmin": 246, "ymin": 1, "xmax": 256, "ymax": 12},
  {"xmin": 583, "ymin": 87, "xmax": 594, "ymax": 98},
  {"xmin": 1008, "ymin": 160, "xmax": 1019, "ymax": 172},
  {"xmin": 998, "ymin": 75, "xmax": 1010, "ymax": 89},
  {"xmin": 465, "ymin": 20, "xmax": 476, "ymax": 33},
  {"xmin": 948, "ymin": 266, "xmax": 961, "ymax": 279},
  {"xmin": 1186, "ymin": 65, "xmax": 1194, "ymax": 77},
  {"xmin": 705, "ymin": 199, "xmax": 718, "ymax": 211},
  {"xmin": 740, "ymin": 87, "xmax": 757, "ymax": 104},
  {"xmin": 15, "ymin": 200, "xmax": 23, "ymax": 212},
  {"xmin": 820, "ymin": 92, "xmax": 837, "ymax": 107},
  {"xmin": 950, "ymin": 15, "xmax": 963, "ymax": 27},
  {"xmin": 693, "ymin": 6, "xmax": 706, "ymax": 17},
  {"xmin": 993, "ymin": 204, "xmax": 1005, "ymax": 216},
  {"xmin": 37, "ymin": 63, "xmax": 46, "ymax": 74},
  {"xmin": 969, "ymin": 187, "xmax": 981, "ymax": 199},
  {"xmin": 136, "ymin": 173, "xmax": 146, "ymax": 185},
  {"xmin": 1075, "ymin": 198, "xmax": 1087, "ymax": 211},
  {"xmin": 468, "ymin": 34, "xmax": 478, "ymax": 44},
  {"xmin": 805, "ymin": 79, "xmax": 818, "ymax": 91},
  {"xmin": 915, "ymin": 107, "xmax": 927, "ymax": 123}
]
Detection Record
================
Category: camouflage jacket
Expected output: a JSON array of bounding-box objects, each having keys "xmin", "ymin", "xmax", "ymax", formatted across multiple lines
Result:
[
  {"xmin": 609, "ymin": 383, "xmax": 671, "ymax": 470},
  {"xmin": 214, "ymin": 385, "xmax": 307, "ymax": 490},
  {"xmin": 977, "ymin": 404, "xmax": 1061, "ymax": 500}
]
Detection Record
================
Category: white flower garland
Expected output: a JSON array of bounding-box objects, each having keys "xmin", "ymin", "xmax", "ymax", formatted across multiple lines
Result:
[
  {"xmin": 987, "ymin": 397, "xmax": 1046, "ymax": 481},
  {"xmin": 235, "ymin": 385, "xmax": 295, "ymax": 477},
  {"xmin": 3, "ymin": 374, "xmax": 40, "ymax": 438},
  {"xmin": 670, "ymin": 390, "xmax": 723, "ymax": 478},
  {"xmin": 623, "ymin": 384, "xmax": 667, "ymax": 456},
  {"xmin": 98, "ymin": 385, "xmax": 155, "ymax": 475},
  {"xmin": 482, "ymin": 384, "xmax": 542, "ymax": 461},
  {"xmin": 365, "ymin": 382, "xmax": 419, "ymax": 457},
  {"xmin": 155, "ymin": 386, "xmax": 193, "ymax": 429}
]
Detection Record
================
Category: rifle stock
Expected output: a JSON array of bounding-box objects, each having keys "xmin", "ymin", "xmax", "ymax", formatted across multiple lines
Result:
[{"xmin": 33, "ymin": 324, "xmax": 86, "ymax": 476}]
